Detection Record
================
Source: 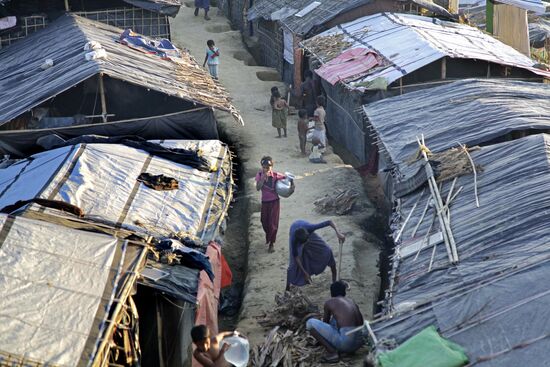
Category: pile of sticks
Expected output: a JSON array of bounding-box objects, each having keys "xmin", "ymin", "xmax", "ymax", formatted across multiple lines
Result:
[
  {"xmin": 257, "ymin": 288, "xmax": 319, "ymax": 330},
  {"xmin": 314, "ymin": 189, "xmax": 359, "ymax": 215},
  {"xmin": 250, "ymin": 326, "xmax": 325, "ymax": 366},
  {"xmin": 302, "ymin": 34, "xmax": 352, "ymax": 62}
]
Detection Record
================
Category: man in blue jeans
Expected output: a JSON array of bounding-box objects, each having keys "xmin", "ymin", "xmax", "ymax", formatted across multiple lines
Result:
[{"xmin": 307, "ymin": 281, "xmax": 365, "ymax": 363}]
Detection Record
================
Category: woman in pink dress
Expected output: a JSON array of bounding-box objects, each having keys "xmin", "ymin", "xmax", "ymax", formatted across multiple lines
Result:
[{"xmin": 255, "ymin": 156, "xmax": 291, "ymax": 253}]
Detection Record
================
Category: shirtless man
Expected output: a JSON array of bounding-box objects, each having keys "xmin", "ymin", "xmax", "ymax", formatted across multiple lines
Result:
[
  {"xmin": 191, "ymin": 325, "xmax": 238, "ymax": 366},
  {"xmin": 306, "ymin": 281, "xmax": 364, "ymax": 363}
]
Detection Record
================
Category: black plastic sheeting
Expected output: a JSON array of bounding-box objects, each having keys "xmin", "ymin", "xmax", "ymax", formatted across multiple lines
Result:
[
  {"xmin": 139, "ymin": 261, "xmax": 200, "ymax": 304},
  {"xmin": 123, "ymin": 0, "xmax": 182, "ymax": 17},
  {"xmin": 363, "ymin": 79, "xmax": 550, "ymax": 177},
  {"xmin": 529, "ymin": 17, "xmax": 550, "ymax": 48},
  {"xmin": 0, "ymin": 14, "xmax": 236, "ymax": 127},
  {"xmin": 372, "ymin": 134, "xmax": 550, "ymax": 366},
  {"xmin": 0, "ymin": 108, "xmax": 218, "ymax": 157}
]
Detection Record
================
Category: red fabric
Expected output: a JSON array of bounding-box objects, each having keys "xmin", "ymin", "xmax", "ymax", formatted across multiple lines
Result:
[
  {"xmin": 261, "ymin": 199, "xmax": 280, "ymax": 244},
  {"xmin": 220, "ymin": 253, "xmax": 233, "ymax": 289},
  {"xmin": 192, "ymin": 242, "xmax": 222, "ymax": 367},
  {"xmin": 316, "ymin": 48, "xmax": 379, "ymax": 85}
]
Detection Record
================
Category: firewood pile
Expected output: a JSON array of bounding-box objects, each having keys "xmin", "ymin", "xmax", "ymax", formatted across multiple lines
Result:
[
  {"xmin": 250, "ymin": 326, "xmax": 353, "ymax": 367},
  {"xmin": 314, "ymin": 189, "xmax": 359, "ymax": 215},
  {"xmin": 252, "ymin": 289, "xmax": 353, "ymax": 366},
  {"xmin": 257, "ymin": 288, "xmax": 319, "ymax": 330}
]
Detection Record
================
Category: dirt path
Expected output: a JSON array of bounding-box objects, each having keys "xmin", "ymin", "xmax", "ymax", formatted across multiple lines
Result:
[{"xmin": 170, "ymin": 5, "xmax": 381, "ymax": 365}]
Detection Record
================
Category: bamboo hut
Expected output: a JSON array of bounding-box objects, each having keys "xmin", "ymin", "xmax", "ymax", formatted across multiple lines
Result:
[
  {"xmin": 0, "ymin": 138, "xmax": 233, "ymax": 366},
  {"xmin": 0, "ymin": 14, "xmax": 243, "ymax": 157},
  {"xmin": 301, "ymin": 13, "xmax": 550, "ymax": 165}
]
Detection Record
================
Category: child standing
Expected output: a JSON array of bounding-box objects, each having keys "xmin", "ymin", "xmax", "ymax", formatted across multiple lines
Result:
[
  {"xmin": 297, "ymin": 109, "xmax": 310, "ymax": 156},
  {"xmin": 271, "ymin": 90, "xmax": 288, "ymax": 138},
  {"xmin": 269, "ymin": 86, "xmax": 279, "ymax": 108},
  {"xmin": 203, "ymin": 40, "xmax": 220, "ymax": 79},
  {"xmin": 255, "ymin": 156, "xmax": 289, "ymax": 253}
]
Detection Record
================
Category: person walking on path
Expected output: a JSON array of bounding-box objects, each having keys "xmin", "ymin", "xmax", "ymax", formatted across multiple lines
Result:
[
  {"xmin": 255, "ymin": 156, "xmax": 291, "ymax": 253},
  {"xmin": 306, "ymin": 281, "xmax": 364, "ymax": 363},
  {"xmin": 286, "ymin": 219, "xmax": 345, "ymax": 290},
  {"xmin": 203, "ymin": 40, "xmax": 220, "ymax": 79},
  {"xmin": 311, "ymin": 95, "xmax": 327, "ymax": 152},
  {"xmin": 194, "ymin": 0, "xmax": 211, "ymax": 20},
  {"xmin": 271, "ymin": 90, "xmax": 288, "ymax": 138}
]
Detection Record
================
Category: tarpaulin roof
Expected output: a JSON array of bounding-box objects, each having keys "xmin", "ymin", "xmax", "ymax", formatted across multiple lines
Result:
[
  {"xmin": 372, "ymin": 134, "xmax": 550, "ymax": 366},
  {"xmin": 247, "ymin": 0, "xmax": 373, "ymax": 36},
  {"xmin": 0, "ymin": 139, "xmax": 233, "ymax": 242},
  {"xmin": 0, "ymin": 213, "xmax": 146, "ymax": 366},
  {"xmin": 302, "ymin": 13, "xmax": 550, "ymax": 90},
  {"xmin": 0, "ymin": 14, "xmax": 242, "ymax": 126},
  {"xmin": 363, "ymin": 79, "xmax": 550, "ymax": 175},
  {"xmin": 0, "ymin": 139, "xmax": 232, "ymax": 303},
  {"xmin": 123, "ymin": 0, "xmax": 182, "ymax": 17}
]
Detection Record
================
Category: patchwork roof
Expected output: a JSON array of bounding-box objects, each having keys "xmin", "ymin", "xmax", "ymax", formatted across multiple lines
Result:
[{"xmin": 302, "ymin": 13, "xmax": 550, "ymax": 90}]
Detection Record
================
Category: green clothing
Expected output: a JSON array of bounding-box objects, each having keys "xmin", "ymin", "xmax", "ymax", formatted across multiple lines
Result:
[
  {"xmin": 378, "ymin": 326, "xmax": 468, "ymax": 367},
  {"xmin": 272, "ymin": 108, "xmax": 287, "ymax": 129}
]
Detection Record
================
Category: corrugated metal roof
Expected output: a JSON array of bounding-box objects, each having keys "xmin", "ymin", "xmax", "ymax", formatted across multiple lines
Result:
[
  {"xmin": 302, "ymin": 13, "xmax": 550, "ymax": 90},
  {"xmin": 248, "ymin": 0, "xmax": 372, "ymax": 36},
  {"xmin": 0, "ymin": 14, "xmax": 242, "ymax": 125}
]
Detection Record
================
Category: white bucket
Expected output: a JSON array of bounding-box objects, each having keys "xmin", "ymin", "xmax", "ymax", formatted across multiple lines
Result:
[{"xmin": 220, "ymin": 336, "xmax": 249, "ymax": 367}]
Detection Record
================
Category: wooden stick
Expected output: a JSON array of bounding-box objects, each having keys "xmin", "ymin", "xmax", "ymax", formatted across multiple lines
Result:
[
  {"xmin": 411, "ymin": 197, "xmax": 431, "ymax": 238},
  {"xmin": 337, "ymin": 238, "xmax": 344, "ymax": 280},
  {"xmin": 98, "ymin": 73, "xmax": 108, "ymax": 123},
  {"xmin": 428, "ymin": 235, "xmax": 438, "ymax": 272},
  {"xmin": 395, "ymin": 188, "xmax": 425, "ymax": 241},
  {"xmin": 344, "ymin": 320, "xmax": 378, "ymax": 345},
  {"xmin": 416, "ymin": 136, "xmax": 458, "ymax": 263},
  {"xmin": 457, "ymin": 142, "xmax": 480, "ymax": 208},
  {"xmin": 413, "ymin": 212, "xmax": 435, "ymax": 261},
  {"xmin": 92, "ymin": 244, "xmax": 149, "ymax": 367}
]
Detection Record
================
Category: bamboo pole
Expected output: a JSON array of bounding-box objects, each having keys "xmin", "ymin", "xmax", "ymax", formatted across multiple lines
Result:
[
  {"xmin": 337, "ymin": 238, "xmax": 344, "ymax": 281},
  {"xmin": 411, "ymin": 197, "xmax": 431, "ymax": 238},
  {"xmin": 457, "ymin": 142, "xmax": 480, "ymax": 208},
  {"xmin": 416, "ymin": 137, "xmax": 458, "ymax": 264},
  {"xmin": 395, "ymin": 188, "xmax": 425, "ymax": 242},
  {"xmin": 91, "ymin": 244, "xmax": 149, "ymax": 367},
  {"xmin": 98, "ymin": 74, "xmax": 108, "ymax": 123}
]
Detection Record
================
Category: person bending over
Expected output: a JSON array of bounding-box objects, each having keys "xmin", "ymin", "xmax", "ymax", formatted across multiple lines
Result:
[{"xmin": 286, "ymin": 219, "xmax": 345, "ymax": 290}]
